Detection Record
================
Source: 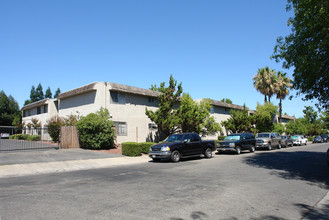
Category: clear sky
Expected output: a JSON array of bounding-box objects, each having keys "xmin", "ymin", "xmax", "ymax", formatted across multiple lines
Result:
[{"xmin": 0, "ymin": 0, "xmax": 317, "ymax": 118}]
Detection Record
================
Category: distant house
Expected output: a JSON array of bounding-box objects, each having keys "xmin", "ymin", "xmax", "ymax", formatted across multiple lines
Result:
[{"xmin": 21, "ymin": 82, "xmax": 296, "ymax": 143}]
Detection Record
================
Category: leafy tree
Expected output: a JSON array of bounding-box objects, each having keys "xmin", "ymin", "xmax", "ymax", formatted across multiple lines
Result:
[
  {"xmin": 177, "ymin": 94, "xmax": 221, "ymax": 136},
  {"xmin": 75, "ymin": 108, "xmax": 115, "ymax": 149},
  {"xmin": 252, "ymin": 102, "xmax": 278, "ymax": 133},
  {"xmin": 275, "ymin": 71, "xmax": 293, "ymax": 122},
  {"xmin": 150, "ymin": 82, "xmax": 166, "ymax": 93},
  {"xmin": 220, "ymin": 98, "xmax": 233, "ymax": 104},
  {"xmin": 320, "ymin": 111, "xmax": 329, "ymax": 131},
  {"xmin": 253, "ymin": 67, "xmax": 277, "ymax": 102},
  {"xmin": 285, "ymin": 119, "xmax": 307, "ymax": 135},
  {"xmin": 45, "ymin": 87, "xmax": 52, "ymax": 99},
  {"xmin": 303, "ymin": 106, "xmax": 318, "ymax": 124},
  {"xmin": 272, "ymin": 0, "xmax": 329, "ymax": 109},
  {"xmin": 145, "ymin": 75, "xmax": 183, "ymax": 138},
  {"xmin": 54, "ymin": 88, "xmax": 61, "ymax": 98},
  {"xmin": 0, "ymin": 91, "xmax": 20, "ymax": 126},
  {"xmin": 221, "ymin": 106, "xmax": 252, "ymax": 134},
  {"xmin": 272, "ymin": 123, "xmax": 286, "ymax": 135}
]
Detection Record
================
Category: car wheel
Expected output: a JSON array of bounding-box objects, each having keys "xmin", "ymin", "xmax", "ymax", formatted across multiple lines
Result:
[
  {"xmin": 305, "ymin": 142, "xmax": 307, "ymax": 146},
  {"xmin": 236, "ymin": 147, "xmax": 241, "ymax": 155},
  {"xmin": 204, "ymin": 148, "xmax": 212, "ymax": 158},
  {"xmin": 249, "ymin": 145, "xmax": 255, "ymax": 153},
  {"xmin": 277, "ymin": 143, "xmax": 281, "ymax": 149},
  {"xmin": 171, "ymin": 150, "xmax": 181, "ymax": 162},
  {"xmin": 267, "ymin": 144, "xmax": 272, "ymax": 151}
]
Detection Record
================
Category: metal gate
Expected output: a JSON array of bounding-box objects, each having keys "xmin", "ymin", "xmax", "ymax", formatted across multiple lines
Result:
[{"xmin": 0, "ymin": 126, "xmax": 59, "ymax": 152}]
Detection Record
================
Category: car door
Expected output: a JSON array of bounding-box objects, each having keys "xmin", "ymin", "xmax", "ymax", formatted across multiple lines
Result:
[
  {"xmin": 240, "ymin": 134, "xmax": 249, "ymax": 150},
  {"xmin": 180, "ymin": 134, "xmax": 193, "ymax": 156},
  {"xmin": 271, "ymin": 133, "xmax": 278, "ymax": 147}
]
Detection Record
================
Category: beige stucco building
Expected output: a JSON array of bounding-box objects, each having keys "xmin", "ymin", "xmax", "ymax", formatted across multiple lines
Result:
[{"xmin": 22, "ymin": 82, "xmax": 295, "ymax": 143}]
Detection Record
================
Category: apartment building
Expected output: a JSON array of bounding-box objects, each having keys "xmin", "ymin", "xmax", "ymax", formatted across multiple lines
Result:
[{"xmin": 21, "ymin": 82, "xmax": 295, "ymax": 143}]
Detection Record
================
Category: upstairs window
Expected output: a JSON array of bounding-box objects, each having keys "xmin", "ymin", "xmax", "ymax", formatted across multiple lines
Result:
[{"xmin": 111, "ymin": 92, "xmax": 126, "ymax": 104}]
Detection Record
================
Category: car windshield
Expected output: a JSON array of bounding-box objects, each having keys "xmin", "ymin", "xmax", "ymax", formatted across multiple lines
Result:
[
  {"xmin": 256, "ymin": 133, "xmax": 270, "ymax": 138},
  {"xmin": 224, "ymin": 135, "xmax": 241, "ymax": 141},
  {"xmin": 292, "ymin": 136, "xmax": 300, "ymax": 139},
  {"xmin": 281, "ymin": 136, "xmax": 287, "ymax": 139},
  {"xmin": 166, "ymin": 134, "xmax": 184, "ymax": 143}
]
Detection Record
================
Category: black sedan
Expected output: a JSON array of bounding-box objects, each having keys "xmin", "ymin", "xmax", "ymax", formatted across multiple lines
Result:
[
  {"xmin": 281, "ymin": 135, "xmax": 293, "ymax": 147},
  {"xmin": 320, "ymin": 134, "xmax": 328, "ymax": 142}
]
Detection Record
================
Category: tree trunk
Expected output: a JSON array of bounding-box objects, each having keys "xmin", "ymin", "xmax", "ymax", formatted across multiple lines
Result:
[{"xmin": 279, "ymin": 98, "xmax": 282, "ymax": 123}]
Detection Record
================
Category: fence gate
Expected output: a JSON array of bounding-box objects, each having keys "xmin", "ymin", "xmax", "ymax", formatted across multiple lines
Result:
[
  {"xmin": 60, "ymin": 126, "xmax": 80, "ymax": 149},
  {"xmin": 0, "ymin": 126, "xmax": 59, "ymax": 152}
]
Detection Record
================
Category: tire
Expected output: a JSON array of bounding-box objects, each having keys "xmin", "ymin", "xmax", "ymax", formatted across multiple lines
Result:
[
  {"xmin": 171, "ymin": 150, "xmax": 181, "ymax": 162},
  {"xmin": 236, "ymin": 147, "xmax": 241, "ymax": 155},
  {"xmin": 277, "ymin": 143, "xmax": 281, "ymax": 149},
  {"xmin": 204, "ymin": 148, "xmax": 212, "ymax": 158},
  {"xmin": 249, "ymin": 145, "xmax": 255, "ymax": 153},
  {"xmin": 267, "ymin": 144, "xmax": 272, "ymax": 151},
  {"xmin": 305, "ymin": 142, "xmax": 307, "ymax": 146}
]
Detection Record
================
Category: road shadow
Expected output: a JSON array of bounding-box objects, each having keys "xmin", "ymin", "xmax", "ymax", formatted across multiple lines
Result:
[
  {"xmin": 296, "ymin": 203, "xmax": 329, "ymax": 219},
  {"xmin": 243, "ymin": 151, "xmax": 329, "ymax": 188}
]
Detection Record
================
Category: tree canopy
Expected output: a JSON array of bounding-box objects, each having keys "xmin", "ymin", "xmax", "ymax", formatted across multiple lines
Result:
[
  {"xmin": 221, "ymin": 107, "xmax": 252, "ymax": 134},
  {"xmin": 272, "ymin": 0, "xmax": 329, "ymax": 109},
  {"xmin": 0, "ymin": 90, "xmax": 20, "ymax": 126}
]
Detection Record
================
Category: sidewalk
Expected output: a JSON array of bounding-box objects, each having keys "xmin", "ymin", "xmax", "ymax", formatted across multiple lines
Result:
[{"xmin": 0, "ymin": 148, "xmax": 150, "ymax": 178}]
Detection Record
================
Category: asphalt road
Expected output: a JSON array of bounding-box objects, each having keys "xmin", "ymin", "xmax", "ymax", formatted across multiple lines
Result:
[{"xmin": 0, "ymin": 143, "xmax": 328, "ymax": 220}]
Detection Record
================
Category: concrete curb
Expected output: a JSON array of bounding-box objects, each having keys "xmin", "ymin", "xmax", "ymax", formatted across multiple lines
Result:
[
  {"xmin": 0, "ymin": 155, "xmax": 150, "ymax": 178},
  {"xmin": 303, "ymin": 191, "xmax": 329, "ymax": 219}
]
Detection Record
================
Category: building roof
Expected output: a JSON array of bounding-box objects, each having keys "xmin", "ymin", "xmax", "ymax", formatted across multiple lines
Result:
[
  {"xmin": 21, "ymin": 99, "xmax": 49, "ymax": 111},
  {"xmin": 108, "ymin": 82, "xmax": 161, "ymax": 97},
  {"xmin": 210, "ymin": 99, "xmax": 246, "ymax": 110},
  {"xmin": 57, "ymin": 82, "xmax": 98, "ymax": 99}
]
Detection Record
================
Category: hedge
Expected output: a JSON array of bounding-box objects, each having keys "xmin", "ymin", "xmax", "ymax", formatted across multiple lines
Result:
[
  {"xmin": 122, "ymin": 142, "xmax": 155, "ymax": 157},
  {"xmin": 9, "ymin": 134, "xmax": 41, "ymax": 141}
]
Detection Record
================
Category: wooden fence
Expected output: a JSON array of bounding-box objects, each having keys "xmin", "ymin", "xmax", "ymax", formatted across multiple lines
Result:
[{"xmin": 60, "ymin": 126, "xmax": 80, "ymax": 149}]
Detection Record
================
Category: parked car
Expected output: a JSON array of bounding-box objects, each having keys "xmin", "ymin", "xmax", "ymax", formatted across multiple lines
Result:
[
  {"xmin": 255, "ymin": 132, "xmax": 282, "ymax": 150},
  {"xmin": 313, "ymin": 136, "xmax": 323, "ymax": 143},
  {"xmin": 327, "ymin": 148, "xmax": 329, "ymax": 167},
  {"xmin": 292, "ymin": 135, "xmax": 308, "ymax": 146},
  {"xmin": 320, "ymin": 134, "xmax": 328, "ymax": 142},
  {"xmin": 0, "ymin": 133, "xmax": 10, "ymax": 139},
  {"xmin": 281, "ymin": 135, "xmax": 293, "ymax": 147},
  {"xmin": 216, "ymin": 133, "xmax": 256, "ymax": 155},
  {"xmin": 148, "ymin": 133, "xmax": 216, "ymax": 162}
]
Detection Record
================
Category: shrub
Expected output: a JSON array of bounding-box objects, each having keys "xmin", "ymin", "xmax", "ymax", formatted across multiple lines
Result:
[
  {"xmin": 46, "ymin": 116, "xmax": 63, "ymax": 142},
  {"xmin": 308, "ymin": 136, "xmax": 314, "ymax": 142},
  {"xmin": 122, "ymin": 142, "xmax": 155, "ymax": 156},
  {"xmin": 75, "ymin": 108, "xmax": 115, "ymax": 149},
  {"xmin": 9, "ymin": 134, "xmax": 40, "ymax": 141}
]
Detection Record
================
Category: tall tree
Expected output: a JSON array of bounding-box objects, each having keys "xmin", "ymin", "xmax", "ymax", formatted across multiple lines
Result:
[
  {"xmin": 275, "ymin": 71, "xmax": 293, "ymax": 122},
  {"xmin": 0, "ymin": 91, "xmax": 20, "ymax": 126},
  {"xmin": 251, "ymin": 102, "xmax": 278, "ymax": 133},
  {"xmin": 29, "ymin": 85, "xmax": 37, "ymax": 102},
  {"xmin": 253, "ymin": 67, "xmax": 277, "ymax": 102},
  {"xmin": 35, "ymin": 83, "xmax": 44, "ymax": 101},
  {"xmin": 303, "ymin": 106, "xmax": 318, "ymax": 124},
  {"xmin": 54, "ymin": 88, "xmax": 61, "ymax": 98},
  {"xmin": 145, "ymin": 75, "xmax": 182, "ymax": 138},
  {"xmin": 272, "ymin": 0, "xmax": 329, "ymax": 109},
  {"xmin": 45, "ymin": 86, "xmax": 52, "ymax": 99}
]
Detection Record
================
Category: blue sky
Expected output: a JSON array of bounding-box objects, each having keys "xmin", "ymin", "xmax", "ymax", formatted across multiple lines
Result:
[{"xmin": 0, "ymin": 0, "xmax": 316, "ymax": 118}]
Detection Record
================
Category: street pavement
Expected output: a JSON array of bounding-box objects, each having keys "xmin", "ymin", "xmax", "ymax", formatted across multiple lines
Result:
[{"xmin": 0, "ymin": 145, "xmax": 328, "ymax": 219}]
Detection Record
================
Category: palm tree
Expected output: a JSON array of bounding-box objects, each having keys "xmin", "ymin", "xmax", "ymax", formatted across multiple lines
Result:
[
  {"xmin": 275, "ymin": 71, "xmax": 292, "ymax": 123},
  {"xmin": 253, "ymin": 67, "xmax": 277, "ymax": 102}
]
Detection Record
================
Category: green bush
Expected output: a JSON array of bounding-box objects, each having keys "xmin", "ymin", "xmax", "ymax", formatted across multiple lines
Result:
[
  {"xmin": 308, "ymin": 136, "xmax": 314, "ymax": 142},
  {"xmin": 75, "ymin": 108, "xmax": 115, "ymax": 150},
  {"xmin": 122, "ymin": 142, "xmax": 155, "ymax": 156},
  {"xmin": 27, "ymin": 135, "xmax": 41, "ymax": 141},
  {"xmin": 46, "ymin": 116, "xmax": 63, "ymax": 142},
  {"xmin": 9, "ymin": 134, "xmax": 40, "ymax": 141}
]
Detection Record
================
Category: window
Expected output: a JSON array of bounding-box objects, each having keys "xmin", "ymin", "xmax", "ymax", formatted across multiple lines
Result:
[
  {"xmin": 44, "ymin": 105, "xmax": 48, "ymax": 113},
  {"xmin": 148, "ymin": 97, "xmax": 155, "ymax": 103},
  {"xmin": 113, "ymin": 122, "xmax": 127, "ymax": 136},
  {"xmin": 37, "ymin": 107, "xmax": 41, "ymax": 115},
  {"xmin": 111, "ymin": 92, "xmax": 126, "ymax": 104},
  {"xmin": 210, "ymin": 107, "xmax": 214, "ymax": 114}
]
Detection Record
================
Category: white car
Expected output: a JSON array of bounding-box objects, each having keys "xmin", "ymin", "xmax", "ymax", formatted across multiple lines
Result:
[{"xmin": 292, "ymin": 135, "xmax": 308, "ymax": 146}]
